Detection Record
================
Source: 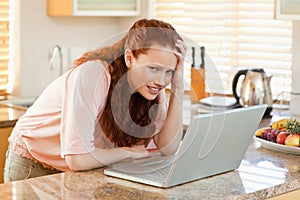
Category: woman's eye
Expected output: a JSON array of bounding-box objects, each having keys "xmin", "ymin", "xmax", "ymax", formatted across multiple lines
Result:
[
  {"xmin": 149, "ymin": 66, "xmax": 159, "ymax": 71},
  {"xmin": 166, "ymin": 70, "xmax": 175, "ymax": 75}
]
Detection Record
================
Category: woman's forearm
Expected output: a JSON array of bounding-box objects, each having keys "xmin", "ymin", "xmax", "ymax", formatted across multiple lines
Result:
[
  {"xmin": 65, "ymin": 145, "xmax": 149, "ymax": 171},
  {"xmin": 154, "ymin": 39, "xmax": 186, "ymax": 155},
  {"xmin": 155, "ymin": 88, "xmax": 184, "ymax": 155}
]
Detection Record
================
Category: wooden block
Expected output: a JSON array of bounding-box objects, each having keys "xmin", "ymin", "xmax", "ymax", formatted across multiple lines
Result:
[{"xmin": 190, "ymin": 67, "xmax": 206, "ymax": 103}]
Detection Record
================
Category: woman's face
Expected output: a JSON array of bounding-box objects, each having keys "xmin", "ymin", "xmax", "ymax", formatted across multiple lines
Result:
[{"xmin": 125, "ymin": 47, "xmax": 177, "ymax": 100}]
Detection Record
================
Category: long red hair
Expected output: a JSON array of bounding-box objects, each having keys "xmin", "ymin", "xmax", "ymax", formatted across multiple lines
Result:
[{"xmin": 74, "ymin": 19, "xmax": 182, "ymax": 147}]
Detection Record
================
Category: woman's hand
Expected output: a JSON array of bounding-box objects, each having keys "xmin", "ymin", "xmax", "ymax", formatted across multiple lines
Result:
[
  {"xmin": 153, "ymin": 39, "xmax": 186, "ymax": 156},
  {"xmin": 171, "ymin": 39, "xmax": 187, "ymax": 92},
  {"xmin": 122, "ymin": 145, "xmax": 151, "ymax": 160}
]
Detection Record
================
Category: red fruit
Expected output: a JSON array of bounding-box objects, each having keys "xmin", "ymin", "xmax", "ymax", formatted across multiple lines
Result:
[
  {"xmin": 267, "ymin": 132, "xmax": 276, "ymax": 143},
  {"xmin": 276, "ymin": 132, "xmax": 289, "ymax": 145},
  {"xmin": 285, "ymin": 134, "xmax": 300, "ymax": 147},
  {"xmin": 261, "ymin": 131, "xmax": 268, "ymax": 140},
  {"xmin": 265, "ymin": 127, "xmax": 272, "ymax": 133},
  {"xmin": 272, "ymin": 129, "xmax": 281, "ymax": 138}
]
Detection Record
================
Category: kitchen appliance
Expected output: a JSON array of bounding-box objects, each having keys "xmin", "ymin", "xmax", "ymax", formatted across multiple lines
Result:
[{"xmin": 232, "ymin": 68, "xmax": 273, "ymax": 117}]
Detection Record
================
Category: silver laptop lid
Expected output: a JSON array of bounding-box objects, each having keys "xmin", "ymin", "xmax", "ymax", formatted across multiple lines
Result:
[{"xmin": 166, "ymin": 104, "xmax": 267, "ymax": 187}]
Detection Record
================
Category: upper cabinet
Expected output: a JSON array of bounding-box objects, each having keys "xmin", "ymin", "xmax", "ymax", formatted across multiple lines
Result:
[
  {"xmin": 275, "ymin": 0, "xmax": 300, "ymax": 20},
  {"xmin": 47, "ymin": 0, "xmax": 141, "ymax": 17}
]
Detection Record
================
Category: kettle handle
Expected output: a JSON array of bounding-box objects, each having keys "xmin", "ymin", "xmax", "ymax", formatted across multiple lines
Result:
[{"xmin": 232, "ymin": 69, "xmax": 248, "ymax": 104}]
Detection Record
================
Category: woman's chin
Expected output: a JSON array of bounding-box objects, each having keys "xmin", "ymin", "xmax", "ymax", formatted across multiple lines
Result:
[
  {"xmin": 138, "ymin": 90, "xmax": 158, "ymax": 100},
  {"xmin": 141, "ymin": 93, "xmax": 158, "ymax": 101}
]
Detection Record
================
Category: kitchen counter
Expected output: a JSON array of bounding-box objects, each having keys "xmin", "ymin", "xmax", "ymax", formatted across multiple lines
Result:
[
  {"xmin": 0, "ymin": 105, "xmax": 299, "ymax": 199},
  {"xmin": 0, "ymin": 137, "xmax": 300, "ymax": 200},
  {"xmin": 0, "ymin": 105, "xmax": 25, "ymax": 128}
]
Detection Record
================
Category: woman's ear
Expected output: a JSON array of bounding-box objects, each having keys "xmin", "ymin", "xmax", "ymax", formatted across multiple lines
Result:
[{"xmin": 124, "ymin": 49, "xmax": 133, "ymax": 69}]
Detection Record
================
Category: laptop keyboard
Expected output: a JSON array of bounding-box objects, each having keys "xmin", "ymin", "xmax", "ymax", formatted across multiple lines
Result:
[
  {"xmin": 111, "ymin": 153, "xmax": 176, "ymax": 174},
  {"xmin": 146, "ymin": 165, "xmax": 171, "ymax": 179}
]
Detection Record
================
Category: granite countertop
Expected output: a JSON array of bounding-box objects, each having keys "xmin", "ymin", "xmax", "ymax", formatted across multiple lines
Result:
[
  {"xmin": 0, "ymin": 102, "xmax": 299, "ymax": 199},
  {"xmin": 0, "ymin": 105, "xmax": 25, "ymax": 128},
  {"xmin": 0, "ymin": 99, "xmax": 300, "ymax": 199},
  {"xmin": 0, "ymin": 138, "xmax": 299, "ymax": 200}
]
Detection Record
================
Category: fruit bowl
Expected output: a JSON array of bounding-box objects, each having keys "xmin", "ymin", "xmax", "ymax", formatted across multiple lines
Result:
[
  {"xmin": 254, "ymin": 118, "xmax": 300, "ymax": 155},
  {"xmin": 254, "ymin": 136, "xmax": 300, "ymax": 155}
]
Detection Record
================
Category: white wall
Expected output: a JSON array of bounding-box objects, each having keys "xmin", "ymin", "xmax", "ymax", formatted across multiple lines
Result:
[
  {"xmin": 11, "ymin": 0, "xmax": 152, "ymax": 98},
  {"xmin": 290, "ymin": 21, "xmax": 300, "ymax": 118},
  {"xmin": 11, "ymin": 0, "xmax": 300, "ymax": 105}
]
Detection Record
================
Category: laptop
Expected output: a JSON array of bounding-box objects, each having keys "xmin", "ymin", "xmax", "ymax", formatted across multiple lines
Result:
[{"xmin": 104, "ymin": 104, "xmax": 267, "ymax": 188}]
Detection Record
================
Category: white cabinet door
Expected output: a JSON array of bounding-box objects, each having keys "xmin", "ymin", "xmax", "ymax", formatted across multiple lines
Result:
[
  {"xmin": 73, "ymin": 0, "xmax": 141, "ymax": 16},
  {"xmin": 275, "ymin": 0, "xmax": 300, "ymax": 20}
]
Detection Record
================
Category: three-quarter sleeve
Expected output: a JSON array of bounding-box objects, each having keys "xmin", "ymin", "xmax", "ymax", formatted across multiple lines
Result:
[{"xmin": 60, "ymin": 60, "xmax": 110, "ymax": 157}]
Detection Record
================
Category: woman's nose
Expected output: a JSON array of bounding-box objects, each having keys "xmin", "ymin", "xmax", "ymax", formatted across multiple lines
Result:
[{"xmin": 153, "ymin": 72, "xmax": 166, "ymax": 86}]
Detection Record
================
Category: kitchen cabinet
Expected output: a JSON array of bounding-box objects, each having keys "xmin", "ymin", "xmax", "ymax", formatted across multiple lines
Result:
[
  {"xmin": 274, "ymin": 0, "xmax": 300, "ymax": 20},
  {"xmin": 0, "ymin": 105, "xmax": 25, "ymax": 183},
  {"xmin": 267, "ymin": 189, "xmax": 300, "ymax": 199},
  {"xmin": 0, "ymin": 127, "xmax": 13, "ymax": 183},
  {"xmin": 47, "ymin": 0, "xmax": 141, "ymax": 17}
]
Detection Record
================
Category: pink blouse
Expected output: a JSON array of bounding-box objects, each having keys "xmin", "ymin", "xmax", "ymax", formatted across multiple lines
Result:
[{"xmin": 9, "ymin": 60, "xmax": 167, "ymax": 171}]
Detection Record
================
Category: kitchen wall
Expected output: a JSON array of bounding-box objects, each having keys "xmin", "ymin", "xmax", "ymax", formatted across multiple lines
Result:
[
  {"xmin": 10, "ymin": 0, "xmax": 300, "ymax": 116},
  {"xmin": 291, "ymin": 21, "xmax": 300, "ymax": 117},
  {"xmin": 10, "ymin": 0, "xmax": 153, "ymax": 98}
]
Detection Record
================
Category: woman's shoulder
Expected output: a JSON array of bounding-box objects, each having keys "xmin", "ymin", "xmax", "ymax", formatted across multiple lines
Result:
[
  {"xmin": 79, "ymin": 59, "xmax": 109, "ymax": 73},
  {"xmin": 76, "ymin": 60, "xmax": 111, "ymax": 81}
]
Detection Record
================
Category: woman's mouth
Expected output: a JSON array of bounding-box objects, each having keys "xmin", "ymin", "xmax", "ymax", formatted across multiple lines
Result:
[{"xmin": 147, "ymin": 86, "xmax": 162, "ymax": 94}]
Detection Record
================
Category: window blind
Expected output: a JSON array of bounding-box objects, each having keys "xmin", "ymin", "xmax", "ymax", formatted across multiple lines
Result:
[
  {"xmin": 0, "ymin": 0, "xmax": 9, "ymax": 97},
  {"xmin": 155, "ymin": 0, "xmax": 293, "ymax": 100}
]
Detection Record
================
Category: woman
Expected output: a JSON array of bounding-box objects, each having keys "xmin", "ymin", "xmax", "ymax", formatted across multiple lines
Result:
[{"xmin": 4, "ymin": 18, "xmax": 186, "ymax": 182}]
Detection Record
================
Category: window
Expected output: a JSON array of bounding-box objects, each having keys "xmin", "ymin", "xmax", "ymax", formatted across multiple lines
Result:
[
  {"xmin": 155, "ymin": 0, "xmax": 292, "ymax": 100},
  {"xmin": 0, "ymin": 0, "xmax": 9, "ymax": 98}
]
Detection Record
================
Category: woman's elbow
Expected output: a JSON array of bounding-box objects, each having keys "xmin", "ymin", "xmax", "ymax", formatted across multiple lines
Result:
[
  {"xmin": 65, "ymin": 154, "xmax": 98, "ymax": 171},
  {"xmin": 159, "ymin": 146, "xmax": 178, "ymax": 156},
  {"xmin": 65, "ymin": 155, "xmax": 84, "ymax": 171},
  {"xmin": 65, "ymin": 153, "xmax": 106, "ymax": 171},
  {"xmin": 156, "ymin": 139, "xmax": 181, "ymax": 156}
]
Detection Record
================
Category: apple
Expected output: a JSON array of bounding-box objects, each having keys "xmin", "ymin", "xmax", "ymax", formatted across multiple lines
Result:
[
  {"xmin": 276, "ymin": 132, "xmax": 289, "ymax": 145},
  {"xmin": 284, "ymin": 134, "xmax": 300, "ymax": 147}
]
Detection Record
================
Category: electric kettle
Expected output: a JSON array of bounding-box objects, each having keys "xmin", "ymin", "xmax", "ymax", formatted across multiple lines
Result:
[{"xmin": 232, "ymin": 68, "xmax": 273, "ymax": 117}]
